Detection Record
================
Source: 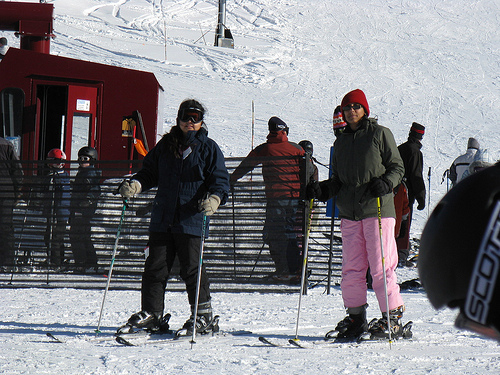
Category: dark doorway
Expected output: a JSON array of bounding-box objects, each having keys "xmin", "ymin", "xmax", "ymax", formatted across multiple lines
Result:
[{"xmin": 36, "ymin": 85, "xmax": 68, "ymax": 160}]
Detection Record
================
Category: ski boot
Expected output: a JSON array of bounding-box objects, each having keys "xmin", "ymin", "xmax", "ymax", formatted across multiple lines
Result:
[
  {"xmin": 117, "ymin": 311, "xmax": 170, "ymax": 334},
  {"xmin": 325, "ymin": 304, "xmax": 368, "ymax": 342},
  {"xmin": 368, "ymin": 305, "xmax": 413, "ymax": 340},
  {"xmin": 175, "ymin": 301, "xmax": 219, "ymax": 337},
  {"xmin": 175, "ymin": 314, "xmax": 220, "ymax": 337}
]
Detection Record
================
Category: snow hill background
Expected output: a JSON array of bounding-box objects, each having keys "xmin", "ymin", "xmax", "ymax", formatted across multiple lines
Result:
[{"xmin": 1, "ymin": 0, "xmax": 499, "ymax": 374}]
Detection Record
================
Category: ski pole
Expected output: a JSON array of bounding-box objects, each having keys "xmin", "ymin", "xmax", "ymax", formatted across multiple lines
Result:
[
  {"xmin": 377, "ymin": 197, "xmax": 392, "ymax": 346},
  {"xmin": 10, "ymin": 199, "xmax": 29, "ymax": 284},
  {"xmin": 441, "ymin": 169, "xmax": 450, "ymax": 192},
  {"xmin": 95, "ymin": 198, "xmax": 128, "ymax": 335},
  {"xmin": 327, "ymin": 197, "xmax": 336, "ymax": 295},
  {"xmin": 292, "ymin": 198, "xmax": 314, "ymax": 341},
  {"xmin": 191, "ymin": 214, "xmax": 208, "ymax": 347},
  {"xmin": 427, "ymin": 167, "xmax": 431, "ymax": 217},
  {"xmin": 231, "ymin": 187, "xmax": 237, "ymax": 279},
  {"xmin": 249, "ymin": 242, "xmax": 266, "ymax": 279}
]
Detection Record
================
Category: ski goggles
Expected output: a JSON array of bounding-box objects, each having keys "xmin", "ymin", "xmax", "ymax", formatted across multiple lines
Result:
[
  {"xmin": 178, "ymin": 108, "xmax": 203, "ymax": 123},
  {"xmin": 342, "ymin": 103, "xmax": 363, "ymax": 112}
]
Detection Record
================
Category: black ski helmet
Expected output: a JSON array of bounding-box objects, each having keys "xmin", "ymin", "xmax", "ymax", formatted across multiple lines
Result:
[
  {"xmin": 78, "ymin": 146, "xmax": 98, "ymax": 161},
  {"xmin": 299, "ymin": 140, "xmax": 313, "ymax": 155},
  {"xmin": 419, "ymin": 162, "xmax": 500, "ymax": 341},
  {"xmin": 268, "ymin": 116, "xmax": 289, "ymax": 134}
]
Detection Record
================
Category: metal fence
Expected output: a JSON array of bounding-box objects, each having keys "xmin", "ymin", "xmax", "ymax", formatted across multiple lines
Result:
[{"xmin": 0, "ymin": 158, "xmax": 342, "ymax": 292}]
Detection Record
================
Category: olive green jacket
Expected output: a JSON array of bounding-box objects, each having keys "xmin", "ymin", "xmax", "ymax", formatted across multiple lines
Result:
[{"xmin": 320, "ymin": 117, "xmax": 404, "ymax": 220}]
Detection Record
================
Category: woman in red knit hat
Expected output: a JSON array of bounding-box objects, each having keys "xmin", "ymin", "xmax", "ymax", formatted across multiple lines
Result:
[{"xmin": 307, "ymin": 89, "xmax": 409, "ymax": 341}]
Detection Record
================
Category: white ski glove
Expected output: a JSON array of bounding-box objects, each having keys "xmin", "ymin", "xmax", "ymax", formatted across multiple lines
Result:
[
  {"xmin": 199, "ymin": 194, "xmax": 221, "ymax": 216},
  {"xmin": 119, "ymin": 179, "xmax": 142, "ymax": 198}
]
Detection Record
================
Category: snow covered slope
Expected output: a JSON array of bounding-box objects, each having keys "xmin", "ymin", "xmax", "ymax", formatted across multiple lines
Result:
[
  {"xmin": 1, "ymin": 0, "xmax": 499, "ymax": 373},
  {"xmin": 47, "ymin": 0, "xmax": 500, "ymax": 235}
]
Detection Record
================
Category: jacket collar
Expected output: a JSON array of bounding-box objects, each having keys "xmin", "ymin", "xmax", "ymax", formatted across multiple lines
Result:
[{"xmin": 267, "ymin": 130, "xmax": 288, "ymax": 143}]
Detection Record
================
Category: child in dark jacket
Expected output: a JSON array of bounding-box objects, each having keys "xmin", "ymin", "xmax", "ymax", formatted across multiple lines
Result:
[
  {"xmin": 42, "ymin": 149, "xmax": 71, "ymax": 267},
  {"xmin": 69, "ymin": 146, "xmax": 101, "ymax": 273}
]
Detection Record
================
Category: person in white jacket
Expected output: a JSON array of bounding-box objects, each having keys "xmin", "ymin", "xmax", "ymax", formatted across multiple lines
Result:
[
  {"xmin": 461, "ymin": 149, "xmax": 492, "ymax": 180},
  {"xmin": 449, "ymin": 137, "xmax": 479, "ymax": 187}
]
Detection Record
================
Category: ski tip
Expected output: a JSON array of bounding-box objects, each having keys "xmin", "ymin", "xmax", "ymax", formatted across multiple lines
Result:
[
  {"xmin": 288, "ymin": 338, "xmax": 304, "ymax": 348},
  {"xmin": 115, "ymin": 336, "xmax": 135, "ymax": 346},
  {"xmin": 46, "ymin": 332, "xmax": 63, "ymax": 343}
]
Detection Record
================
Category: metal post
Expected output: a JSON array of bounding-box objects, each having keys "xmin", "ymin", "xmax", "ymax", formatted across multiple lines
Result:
[{"xmin": 214, "ymin": 0, "xmax": 226, "ymax": 46}]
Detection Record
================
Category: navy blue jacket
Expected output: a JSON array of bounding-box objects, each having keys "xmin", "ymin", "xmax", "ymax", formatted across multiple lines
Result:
[
  {"xmin": 133, "ymin": 127, "xmax": 229, "ymax": 236},
  {"xmin": 42, "ymin": 168, "xmax": 71, "ymax": 221}
]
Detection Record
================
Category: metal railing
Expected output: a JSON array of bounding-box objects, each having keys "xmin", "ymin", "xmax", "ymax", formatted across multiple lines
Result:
[{"xmin": 0, "ymin": 158, "xmax": 342, "ymax": 292}]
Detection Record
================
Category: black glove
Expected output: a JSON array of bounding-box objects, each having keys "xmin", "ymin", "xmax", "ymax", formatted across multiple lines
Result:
[
  {"xmin": 417, "ymin": 199, "xmax": 425, "ymax": 211},
  {"xmin": 368, "ymin": 177, "xmax": 392, "ymax": 198},
  {"xmin": 306, "ymin": 181, "xmax": 322, "ymax": 200}
]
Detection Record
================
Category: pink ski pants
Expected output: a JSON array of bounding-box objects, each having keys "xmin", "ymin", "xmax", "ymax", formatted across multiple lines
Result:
[{"xmin": 340, "ymin": 217, "xmax": 403, "ymax": 312}]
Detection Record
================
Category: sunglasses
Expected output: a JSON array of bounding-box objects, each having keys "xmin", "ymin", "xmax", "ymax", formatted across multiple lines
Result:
[
  {"xmin": 343, "ymin": 103, "xmax": 363, "ymax": 112},
  {"xmin": 78, "ymin": 156, "xmax": 91, "ymax": 162},
  {"xmin": 179, "ymin": 108, "xmax": 203, "ymax": 123}
]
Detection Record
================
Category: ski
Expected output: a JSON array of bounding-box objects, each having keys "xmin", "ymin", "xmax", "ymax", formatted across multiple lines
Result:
[
  {"xmin": 287, "ymin": 336, "xmax": 362, "ymax": 349},
  {"xmin": 45, "ymin": 331, "xmax": 128, "ymax": 344},
  {"xmin": 258, "ymin": 336, "xmax": 296, "ymax": 348},
  {"xmin": 287, "ymin": 321, "xmax": 414, "ymax": 349},
  {"xmin": 116, "ymin": 329, "xmax": 253, "ymax": 347},
  {"xmin": 115, "ymin": 331, "xmax": 176, "ymax": 346}
]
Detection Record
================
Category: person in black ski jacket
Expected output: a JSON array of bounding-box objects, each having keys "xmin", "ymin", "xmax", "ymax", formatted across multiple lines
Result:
[
  {"xmin": 0, "ymin": 136, "xmax": 23, "ymax": 271},
  {"xmin": 118, "ymin": 99, "xmax": 229, "ymax": 336},
  {"xmin": 396, "ymin": 122, "xmax": 426, "ymax": 264},
  {"xmin": 69, "ymin": 146, "xmax": 101, "ymax": 273}
]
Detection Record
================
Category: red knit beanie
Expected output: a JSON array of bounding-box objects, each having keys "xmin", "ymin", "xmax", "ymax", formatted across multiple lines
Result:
[{"xmin": 341, "ymin": 89, "xmax": 370, "ymax": 116}]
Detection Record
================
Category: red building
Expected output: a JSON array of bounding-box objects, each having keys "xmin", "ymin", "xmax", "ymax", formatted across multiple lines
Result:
[{"xmin": 0, "ymin": 2, "xmax": 162, "ymax": 164}]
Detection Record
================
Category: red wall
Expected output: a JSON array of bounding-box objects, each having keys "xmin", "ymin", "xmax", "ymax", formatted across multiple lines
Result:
[{"xmin": 0, "ymin": 48, "xmax": 162, "ymax": 161}]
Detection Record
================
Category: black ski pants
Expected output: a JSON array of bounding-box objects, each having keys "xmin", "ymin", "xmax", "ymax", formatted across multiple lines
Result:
[
  {"xmin": 141, "ymin": 230, "xmax": 211, "ymax": 316},
  {"xmin": 263, "ymin": 198, "xmax": 302, "ymax": 275},
  {"xmin": 0, "ymin": 199, "xmax": 15, "ymax": 267},
  {"xmin": 69, "ymin": 213, "xmax": 97, "ymax": 267}
]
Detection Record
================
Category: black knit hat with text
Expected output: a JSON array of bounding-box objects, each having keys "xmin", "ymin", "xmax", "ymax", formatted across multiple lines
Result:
[
  {"xmin": 268, "ymin": 116, "xmax": 289, "ymax": 134},
  {"xmin": 409, "ymin": 122, "xmax": 425, "ymax": 140}
]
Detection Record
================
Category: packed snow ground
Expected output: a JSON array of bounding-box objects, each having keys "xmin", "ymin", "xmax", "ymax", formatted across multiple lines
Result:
[
  {"xmin": 1, "ymin": 273, "xmax": 499, "ymax": 375},
  {"xmin": 1, "ymin": 0, "xmax": 500, "ymax": 373}
]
